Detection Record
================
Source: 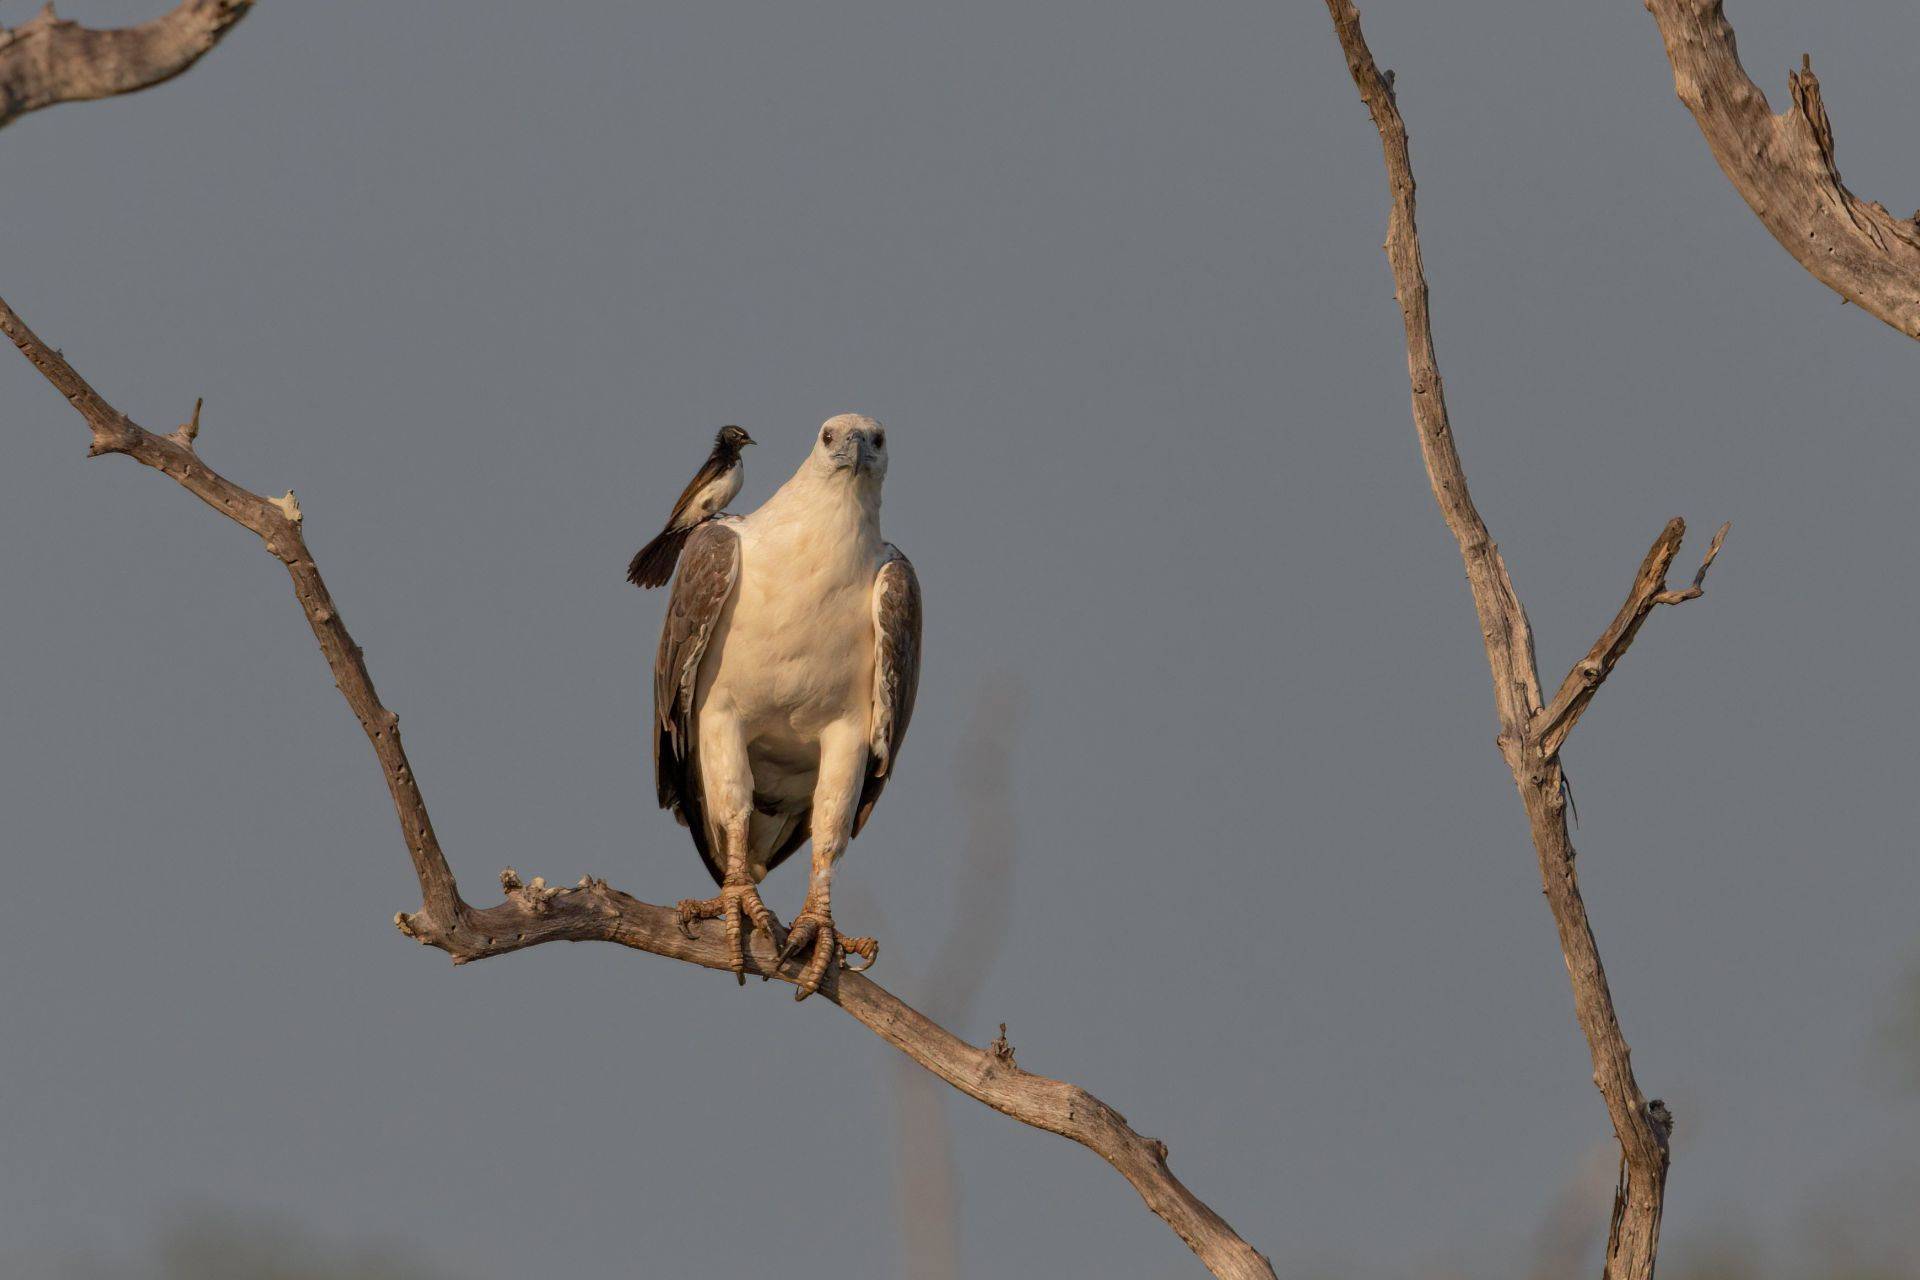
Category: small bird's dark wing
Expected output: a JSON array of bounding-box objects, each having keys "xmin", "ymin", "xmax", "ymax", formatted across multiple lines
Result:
[
  {"xmin": 666, "ymin": 453, "xmax": 731, "ymax": 528},
  {"xmin": 855, "ymin": 547, "xmax": 922, "ymax": 836},
  {"xmin": 653, "ymin": 520, "xmax": 741, "ymax": 883}
]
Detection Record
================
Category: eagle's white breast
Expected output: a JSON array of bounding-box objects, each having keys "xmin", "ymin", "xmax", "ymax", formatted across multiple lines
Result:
[{"xmin": 693, "ymin": 476, "xmax": 884, "ymax": 840}]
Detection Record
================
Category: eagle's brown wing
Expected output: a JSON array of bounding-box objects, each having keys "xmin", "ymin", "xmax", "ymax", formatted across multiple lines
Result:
[
  {"xmin": 653, "ymin": 519, "xmax": 741, "ymax": 884},
  {"xmin": 855, "ymin": 546, "xmax": 922, "ymax": 836}
]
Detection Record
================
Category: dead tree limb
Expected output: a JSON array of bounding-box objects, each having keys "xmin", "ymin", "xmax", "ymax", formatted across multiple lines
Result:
[
  {"xmin": 0, "ymin": 1, "xmax": 253, "ymax": 129},
  {"xmin": 1642, "ymin": 0, "xmax": 1920, "ymax": 341},
  {"xmin": 0, "ymin": 291, "xmax": 1277, "ymax": 1280},
  {"xmin": 1322, "ymin": 4, "xmax": 1728, "ymax": 1277}
]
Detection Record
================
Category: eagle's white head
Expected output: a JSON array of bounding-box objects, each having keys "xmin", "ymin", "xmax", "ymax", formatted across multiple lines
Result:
[{"xmin": 809, "ymin": 413, "xmax": 889, "ymax": 486}]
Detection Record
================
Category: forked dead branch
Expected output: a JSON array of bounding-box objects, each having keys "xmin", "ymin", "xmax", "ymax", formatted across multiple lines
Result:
[
  {"xmin": 1322, "ymin": 4, "xmax": 1728, "ymax": 1278},
  {"xmin": 0, "ymin": 288, "xmax": 1278, "ymax": 1280}
]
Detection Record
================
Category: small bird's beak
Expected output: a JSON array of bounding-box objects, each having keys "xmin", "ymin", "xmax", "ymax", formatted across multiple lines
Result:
[{"xmin": 741, "ymin": 432, "xmax": 756, "ymax": 447}]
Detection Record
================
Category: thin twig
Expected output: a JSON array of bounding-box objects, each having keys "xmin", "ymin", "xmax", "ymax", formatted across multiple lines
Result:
[
  {"xmin": 0, "ymin": 290, "xmax": 1276, "ymax": 1280},
  {"xmin": 1651, "ymin": 521, "xmax": 1729, "ymax": 606},
  {"xmin": 1535, "ymin": 519, "xmax": 1728, "ymax": 757}
]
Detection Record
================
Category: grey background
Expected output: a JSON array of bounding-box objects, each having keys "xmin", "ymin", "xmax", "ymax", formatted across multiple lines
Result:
[{"xmin": 2, "ymin": 1, "xmax": 1916, "ymax": 1276}]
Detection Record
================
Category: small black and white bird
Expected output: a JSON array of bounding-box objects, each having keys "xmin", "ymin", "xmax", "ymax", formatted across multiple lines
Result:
[{"xmin": 626, "ymin": 425, "xmax": 755, "ymax": 589}]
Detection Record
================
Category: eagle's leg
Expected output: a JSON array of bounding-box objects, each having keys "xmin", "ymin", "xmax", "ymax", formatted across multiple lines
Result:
[
  {"xmin": 775, "ymin": 727, "xmax": 874, "ymax": 1001},
  {"xmin": 676, "ymin": 810, "xmax": 775, "ymax": 986}
]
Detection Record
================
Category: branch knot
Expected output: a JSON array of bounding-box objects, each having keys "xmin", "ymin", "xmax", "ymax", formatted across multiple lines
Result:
[
  {"xmin": 989, "ymin": 1021, "xmax": 1018, "ymax": 1069},
  {"xmin": 167, "ymin": 397, "xmax": 202, "ymax": 450},
  {"xmin": 500, "ymin": 867, "xmax": 561, "ymax": 914}
]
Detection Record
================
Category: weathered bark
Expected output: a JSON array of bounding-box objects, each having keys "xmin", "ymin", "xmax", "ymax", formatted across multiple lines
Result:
[
  {"xmin": 1644, "ymin": 0, "xmax": 1920, "ymax": 341},
  {"xmin": 0, "ymin": 1, "xmax": 253, "ymax": 129},
  {"xmin": 0, "ymin": 291, "xmax": 1276, "ymax": 1280},
  {"xmin": 1322, "ymin": 4, "xmax": 1725, "ymax": 1277}
]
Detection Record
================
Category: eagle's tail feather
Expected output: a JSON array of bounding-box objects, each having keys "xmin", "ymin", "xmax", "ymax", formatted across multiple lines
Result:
[{"xmin": 627, "ymin": 524, "xmax": 693, "ymax": 589}]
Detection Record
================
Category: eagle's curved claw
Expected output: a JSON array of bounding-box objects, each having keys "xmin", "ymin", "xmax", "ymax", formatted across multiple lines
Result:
[
  {"xmin": 778, "ymin": 908, "xmax": 841, "ymax": 1002},
  {"xmin": 839, "ymin": 936, "xmax": 878, "ymax": 973},
  {"xmin": 775, "ymin": 914, "xmax": 818, "ymax": 968},
  {"xmin": 676, "ymin": 882, "xmax": 775, "ymax": 986}
]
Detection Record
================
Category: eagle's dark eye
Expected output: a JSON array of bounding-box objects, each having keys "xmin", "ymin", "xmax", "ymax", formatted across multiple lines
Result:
[
  {"xmin": 821, "ymin": 429, "xmax": 835, "ymax": 446},
  {"xmin": 873, "ymin": 431, "xmax": 885, "ymax": 448}
]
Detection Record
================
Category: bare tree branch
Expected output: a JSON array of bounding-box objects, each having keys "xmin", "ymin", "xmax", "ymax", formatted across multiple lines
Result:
[
  {"xmin": 1643, "ymin": 0, "xmax": 1920, "ymax": 341},
  {"xmin": 0, "ymin": 290, "xmax": 1276, "ymax": 1280},
  {"xmin": 1321, "ymin": 4, "xmax": 1723, "ymax": 1276},
  {"xmin": 1535, "ymin": 518, "xmax": 1728, "ymax": 757},
  {"xmin": 0, "ymin": 1, "xmax": 253, "ymax": 129}
]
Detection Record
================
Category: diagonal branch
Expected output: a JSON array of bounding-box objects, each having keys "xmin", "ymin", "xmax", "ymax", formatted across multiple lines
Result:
[
  {"xmin": 0, "ymin": 290, "xmax": 1276, "ymax": 1280},
  {"xmin": 0, "ymin": 1, "xmax": 253, "ymax": 129},
  {"xmin": 1535, "ymin": 518, "xmax": 1729, "ymax": 757},
  {"xmin": 1321, "ymin": 4, "xmax": 1723, "ymax": 1276},
  {"xmin": 1643, "ymin": 0, "xmax": 1920, "ymax": 341}
]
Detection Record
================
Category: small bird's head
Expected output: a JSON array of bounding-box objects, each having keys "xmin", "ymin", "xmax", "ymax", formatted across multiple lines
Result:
[
  {"xmin": 812, "ymin": 413, "xmax": 888, "ymax": 483},
  {"xmin": 716, "ymin": 424, "xmax": 755, "ymax": 452}
]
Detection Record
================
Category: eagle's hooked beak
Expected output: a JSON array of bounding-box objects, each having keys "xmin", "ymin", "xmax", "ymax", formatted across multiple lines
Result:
[{"xmin": 832, "ymin": 434, "xmax": 872, "ymax": 475}]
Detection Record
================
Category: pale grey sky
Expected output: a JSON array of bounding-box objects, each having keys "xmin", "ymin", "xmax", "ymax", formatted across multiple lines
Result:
[{"xmin": 2, "ymin": 2, "xmax": 1917, "ymax": 1277}]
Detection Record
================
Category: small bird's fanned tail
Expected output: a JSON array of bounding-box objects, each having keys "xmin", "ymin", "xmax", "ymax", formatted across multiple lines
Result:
[{"xmin": 627, "ymin": 524, "xmax": 693, "ymax": 589}]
